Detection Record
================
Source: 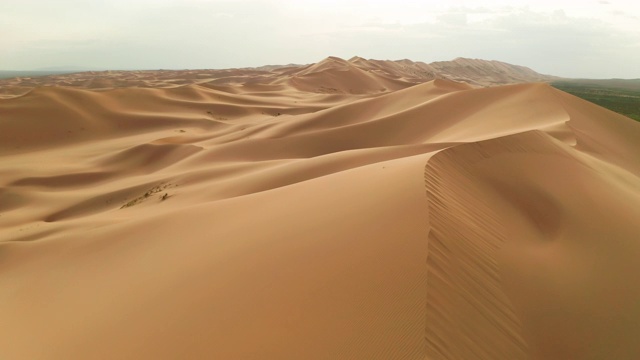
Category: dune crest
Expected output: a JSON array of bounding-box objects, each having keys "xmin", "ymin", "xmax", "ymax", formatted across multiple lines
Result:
[
  {"xmin": 0, "ymin": 55, "xmax": 555, "ymax": 97},
  {"xmin": 1, "ymin": 57, "xmax": 639, "ymax": 359}
]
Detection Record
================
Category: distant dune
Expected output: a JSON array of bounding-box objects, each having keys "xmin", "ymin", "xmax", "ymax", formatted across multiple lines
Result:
[
  {"xmin": 0, "ymin": 56, "xmax": 555, "ymax": 98},
  {"xmin": 1, "ymin": 57, "xmax": 639, "ymax": 359},
  {"xmin": 0, "ymin": 70, "xmax": 80, "ymax": 80}
]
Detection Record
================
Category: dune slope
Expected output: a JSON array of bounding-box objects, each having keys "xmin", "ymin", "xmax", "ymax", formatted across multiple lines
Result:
[{"xmin": 1, "ymin": 62, "xmax": 639, "ymax": 359}]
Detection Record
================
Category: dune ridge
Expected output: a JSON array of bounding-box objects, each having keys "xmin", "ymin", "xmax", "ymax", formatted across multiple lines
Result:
[
  {"xmin": 0, "ymin": 56, "xmax": 555, "ymax": 98},
  {"xmin": 1, "ymin": 57, "xmax": 639, "ymax": 359},
  {"xmin": 425, "ymin": 130, "xmax": 640, "ymax": 358}
]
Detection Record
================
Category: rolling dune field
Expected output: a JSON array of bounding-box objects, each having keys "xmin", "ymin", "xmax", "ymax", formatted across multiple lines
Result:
[{"xmin": 1, "ymin": 57, "xmax": 639, "ymax": 359}]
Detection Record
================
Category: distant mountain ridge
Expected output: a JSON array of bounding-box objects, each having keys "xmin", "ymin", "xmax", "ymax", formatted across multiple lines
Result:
[
  {"xmin": 0, "ymin": 70, "xmax": 79, "ymax": 80},
  {"xmin": 254, "ymin": 56, "xmax": 556, "ymax": 87},
  {"xmin": 429, "ymin": 57, "xmax": 557, "ymax": 86},
  {"xmin": 0, "ymin": 56, "xmax": 557, "ymax": 97}
]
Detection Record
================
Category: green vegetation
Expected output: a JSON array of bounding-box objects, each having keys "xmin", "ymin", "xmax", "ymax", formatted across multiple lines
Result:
[{"xmin": 551, "ymin": 79, "xmax": 640, "ymax": 121}]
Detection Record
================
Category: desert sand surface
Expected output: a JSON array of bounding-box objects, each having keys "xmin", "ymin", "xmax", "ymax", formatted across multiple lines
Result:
[
  {"xmin": 0, "ymin": 56, "xmax": 555, "ymax": 99},
  {"xmin": 1, "ymin": 56, "xmax": 639, "ymax": 359}
]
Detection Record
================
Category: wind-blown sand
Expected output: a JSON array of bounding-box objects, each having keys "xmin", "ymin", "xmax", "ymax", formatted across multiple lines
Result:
[{"xmin": 1, "ymin": 57, "xmax": 639, "ymax": 359}]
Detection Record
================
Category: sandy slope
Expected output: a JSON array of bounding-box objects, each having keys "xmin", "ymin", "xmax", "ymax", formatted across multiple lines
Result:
[
  {"xmin": 1, "ymin": 59, "xmax": 639, "ymax": 359},
  {"xmin": 0, "ymin": 56, "xmax": 555, "ymax": 98}
]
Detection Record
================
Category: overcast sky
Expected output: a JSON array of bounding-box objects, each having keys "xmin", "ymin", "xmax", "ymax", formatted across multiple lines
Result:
[{"xmin": 2, "ymin": 0, "xmax": 639, "ymax": 78}]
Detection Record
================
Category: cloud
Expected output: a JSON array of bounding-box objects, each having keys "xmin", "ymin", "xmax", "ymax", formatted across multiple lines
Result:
[
  {"xmin": 1, "ymin": 1, "xmax": 639, "ymax": 78},
  {"xmin": 437, "ymin": 12, "xmax": 469, "ymax": 27},
  {"xmin": 314, "ymin": 6, "xmax": 639, "ymax": 78}
]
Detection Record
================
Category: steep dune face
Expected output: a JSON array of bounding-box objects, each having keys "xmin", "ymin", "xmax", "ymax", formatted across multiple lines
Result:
[
  {"xmin": 1, "ymin": 60, "xmax": 639, "ymax": 359},
  {"xmin": 426, "ymin": 130, "xmax": 640, "ymax": 359}
]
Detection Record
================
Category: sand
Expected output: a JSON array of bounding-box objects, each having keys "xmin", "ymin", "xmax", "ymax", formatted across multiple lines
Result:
[{"xmin": 1, "ymin": 56, "xmax": 639, "ymax": 359}]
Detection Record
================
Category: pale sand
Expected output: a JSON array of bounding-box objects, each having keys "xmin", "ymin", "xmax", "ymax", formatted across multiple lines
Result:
[{"xmin": 0, "ymin": 57, "xmax": 638, "ymax": 359}]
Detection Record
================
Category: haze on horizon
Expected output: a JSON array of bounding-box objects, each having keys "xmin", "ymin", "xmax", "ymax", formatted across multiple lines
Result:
[{"xmin": 3, "ymin": 0, "xmax": 640, "ymax": 79}]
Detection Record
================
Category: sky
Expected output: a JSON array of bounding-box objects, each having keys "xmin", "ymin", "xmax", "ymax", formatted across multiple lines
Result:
[{"xmin": 2, "ymin": 0, "xmax": 640, "ymax": 78}]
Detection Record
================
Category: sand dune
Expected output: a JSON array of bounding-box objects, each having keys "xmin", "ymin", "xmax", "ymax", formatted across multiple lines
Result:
[
  {"xmin": 1, "ymin": 57, "xmax": 639, "ymax": 359},
  {"xmin": 0, "ymin": 56, "xmax": 555, "ymax": 98}
]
